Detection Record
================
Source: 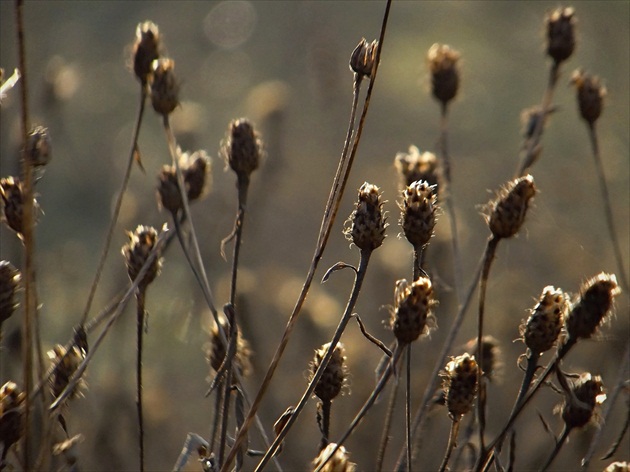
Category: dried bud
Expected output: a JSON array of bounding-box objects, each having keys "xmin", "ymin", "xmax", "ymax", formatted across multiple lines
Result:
[
  {"xmin": 546, "ymin": 7, "xmax": 576, "ymax": 65},
  {"xmin": 0, "ymin": 381, "xmax": 25, "ymax": 453},
  {"xmin": 206, "ymin": 318, "xmax": 252, "ymax": 379},
  {"xmin": 222, "ymin": 118, "xmax": 262, "ymax": 181},
  {"xmin": 349, "ymin": 38, "xmax": 378, "ymax": 79},
  {"xmin": 345, "ymin": 183, "xmax": 387, "ymax": 252},
  {"xmin": 26, "ymin": 125, "xmax": 52, "ymax": 168},
  {"xmin": 312, "ymin": 443, "xmax": 356, "ymax": 472},
  {"xmin": 0, "ymin": 176, "xmax": 38, "ymax": 237},
  {"xmin": 464, "ymin": 336, "xmax": 502, "ymax": 382},
  {"xmin": 183, "ymin": 150, "xmax": 211, "ymax": 201},
  {"xmin": 521, "ymin": 286, "xmax": 567, "ymax": 355},
  {"xmin": 48, "ymin": 344, "xmax": 87, "ymax": 400},
  {"xmin": 400, "ymin": 180, "xmax": 438, "ymax": 249},
  {"xmin": 560, "ymin": 373, "xmax": 605, "ymax": 429},
  {"xmin": 391, "ymin": 277, "xmax": 435, "ymax": 344},
  {"xmin": 427, "ymin": 43, "xmax": 460, "ymax": 105},
  {"xmin": 0, "ymin": 260, "xmax": 21, "ymax": 325},
  {"xmin": 121, "ymin": 225, "xmax": 162, "ymax": 290},
  {"xmin": 566, "ymin": 273, "xmax": 620, "ymax": 342},
  {"xmin": 394, "ymin": 146, "xmax": 439, "ymax": 190},
  {"xmin": 151, "ymin": 58, "xmax": 179, "ymax": 115},
  {"xmin": 486, "ymin": 175, "xmax": 536, "ymax": 239},
  {"xmin": 443, "ymin": 353, "xmax": 478, "ymax": 418},
  {"xmin": 571, "ymin": 69, "xmax": 606, "ymax": 124},
  {"xmin": 156, "ymin": 165, "xmax": 181, "ymax": 214},
  {"xmin": 311, "ymin": 343, "xmax": 346, "ymax": 403},
  {"xmin": 133, "ymin": 21, "xmax": 160, "ymax": 85}
]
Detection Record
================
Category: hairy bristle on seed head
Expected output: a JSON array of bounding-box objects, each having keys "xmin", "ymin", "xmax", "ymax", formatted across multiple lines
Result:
[
  {"xmin": 560, "ymin": 373, "xmax": 605, "ymax": 429},
  {"xmin": 399, "ymin": 180, "xmax": 438, "ymax": 249},
  {"xmin": 349, "ymin": 38, "xmax": 378, "ymax": 80},
  {"xmin": 0, "ymin": 260, "xmax": 21, "ymax": 325},
  {"xmin": 546, "ymin": 7, "xmax": 576, "ymax": 65},
  {"xmin": 443, "ymin": 353, "xmax": 479, "ymax": 419},
  {"xmin": 345, "ymin": 183, "xmax": 386, "ymax": 252},
  {"xmin": 522, "ymin": 286, "xmax": 568, "ymax": 355},
  {"xmin": 133, "ymin": 21, "xmax": 160, "ymax": 85},
  {"xmin": 121, "ymin": 225, "xmax": 162, "ymax": 290},
  {"xmin": 486, "ymin": 175, "xmax": 536, "ymax": 239},
  {"xmin": 222, "ymin": 118, "xmax": 262, "ymax": 181},
  {"xmin": 0, "ymin": 381, "xmax": 25, "ymax": 453},
  {"xmin": 311, "ymin": 343, "xmax": 347, "ymax": 403},
  {"xmin": 1, "ymin": 176, "xmax": 26, "ymax": 237},
  {"xmin": 427, "ymin": 43, "xmax": 460, "ymax": 105},
  {"xmin": 571, "ymin": 69, "xmax": 606, "ymax": 124},
  {"xmin": 312, "ymin": 442, "xmax": 356, "ymax": 472},
  {"xmin": 391, "ymin": 277, "xmax": 436, "ymax": 344},
  {"xmin": 150, "ymin": 58, "xmax": 179, "ymax": 115},
  {"xmin": 394, "ymin": 146, "xmax": 439, "ymax": 190}
]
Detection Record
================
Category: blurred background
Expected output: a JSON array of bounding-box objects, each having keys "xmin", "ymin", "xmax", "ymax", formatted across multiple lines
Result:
[{"xmin": 1, "ymin": 1, "xmax": 628, "ymax": 470}]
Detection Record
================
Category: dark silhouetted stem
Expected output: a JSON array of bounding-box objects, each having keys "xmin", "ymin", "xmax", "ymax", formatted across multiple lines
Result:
[
  {"xmin": 438, "ymin": 419, "xmax": 461, "ymax": 472},
  {"xmin": 136, "ymin": 289, "xmax": 146, "ymax": 472},
  {"xmin": 541, "ymin": 426, "xmax": 571, "ymax": 472}
]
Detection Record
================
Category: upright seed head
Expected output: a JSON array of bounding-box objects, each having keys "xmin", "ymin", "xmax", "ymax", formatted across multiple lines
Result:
[
  {"xmin": 560, "ymin": 373, "xmax": 605, "ymax": 430},
  {"xmin": 571, "ymin": 69, "xmax": 606, "ymax": 124},
  {"xmin": 345, "ymin": 183, "xmax": 386, "ymax": 252},
  {"xmin": 464, "ymin": 336, "xmax": 502, "ymax": 382},
  {"xmin": 311, "ymin": 343, "xmax": 347, "ymax": 403},
  {"xmin": 156, "ymin": 164, "xmax": 182, "ymax": 214},
  {"xmin": 443, "ymin": 353, "xmax": 479, "ymax": 419},
  {"xmin": 566, "ymin": 273, "xmax": 620, "ymax": 343},
  {"xmin": 206, "ymin": 318, "xmax": 252, "ymax": 379},
  {"xmin": 312, "ymin": 443, "xmax": 356, "ymax": 472},
  {"xmin": 391, "ymin": 277, "xmax": 436, "ymax": 344},
  {"xmin": 486, "ymin": 175, "xmax": 536, "ymax": 239},
  {"xmin": 150, "ymin": 58, "xmax": 179, "ymax": 115},
  {"xmin": 399, "ymin": 180, "xmax": 438, "ymax": 249},
  {"xmin": 48, "ymin": 344, "xmax": 87, "ymax": 401},
  {"xmin": 121, "ymin": 225, "xmax": 162, "ymax": 290},
  {"xmin": 427, "ymin": 43, "xmax": 460, "ymax": 105},
  {"xmin": 222, "ymin": 118, "xmax": 262, "ymax": 182},
  {"xmin": 394, "ymin": 146, "xmax": 439, "ymax": 190},
  {"xmin": 521, "ymin": 286, "xmax": 568, "ymax": 355},
  {"xmin": 26, "ymin": 125, "xmax": 52, "ymax": 168},
  {"xmin": 546, "ymin": 7, "xmax": 576, "ymax": 65},
  {"xmin": 0, "ymin": 381, "xmax": 25, "ymax": 454},
  {"xmin": 0, "ymin": 260, "xmax": 21, "ymax": 325},
  {"xmin": 133, "ymin": 21, "xmax": 160, "ymax": 85},
  {"xmin": 183, "ymin": 150, "xmax": 211, "ymax": 201},
  {"xmin": 349, "ymin": 38, "xmax": 378, "ymax": 80},
  {"xmin": 0, "ymin": 176, "xmax": 38, "ymax": 238}
]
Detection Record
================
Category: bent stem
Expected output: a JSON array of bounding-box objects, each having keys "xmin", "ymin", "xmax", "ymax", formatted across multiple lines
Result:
[
  {"xmin": 136, "ymin": 289, "xmax": 147, "ymax": 472},
  {"xmin": 438, "ymin": 418, "xmax": 461, "ymax": 472}
]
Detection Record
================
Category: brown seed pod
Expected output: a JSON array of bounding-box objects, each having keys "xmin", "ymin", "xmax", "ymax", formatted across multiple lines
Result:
[
  {"xmin": 183, "ymin": 150, "xmax": 211, "ymax": 201},
  {"xmin": 571, "ymin": 69, "xmax": 606, "ymax": 124},
  {"xmin": 0, "ymin": 176, "xmax": 25, "ymax": 236},
  {"xmin": 312, "ymin": 442, "xmax": 356, "ymax": 472},
  {"xmin": 546, "ymin": 7, "xmax": 576, "ymax": 65},
  {"xmin": 399, "ymin": 180, "xmax": 438, "ymax": 250},
  {"xmin": 222, "ymin": 118, "xmax": 262, "ymax": 181},
  {"xmin": 156, "ymin": 165, "xmax": 181, "ymax": 214},
  {"xmin": 133, "ymin": 21, "xmax": 160, "ymax": 86},
  {"xmin": 48, "ymin": 344, "xmax": 87, "ymax": 400},
  {"xmin": 442, "ymin": 353, "xmax": 479, "ymax": 419},
  {"xmin": 394, "ymin": 146, "xmax": 439, "ymax": 190},
  {"xmin": 26, "ymin": 125, "xmax": 52, "ymax": 168},
  {"xmin": 121, "ymin": 225, "xmax": 162, "ymax": 290},
  {"xmin": 0, "ymin": 381, "xmax": 25, "ymax": 455},
  {"xmin": 206, "ymin": 318, "xmax": 252, "ymax": 379},
  {"xmin": 150, "ymin": 58, "xmax": 179, "ymax": 115},
  {"xmin": 427, "ymin": 43, "xmax": 460, "ymax": 105},
  {"xmin": 311, "ymin": 343, "xmax": 347, "ymax": 403},
  {"xmin": 0, "ymin": 260, "xmax": 21, "ymax": 325},
  {"xmin": 345, "ymin": 183, "xmax": 387, "ymax": 252},
  {"xmin": 486, "ymin": 175, "xmax": 536, "ymax": 240},
  {"xmin": 560, "ymin": 373, "xmax": 605, "ymax": 430},
  {"xmin": 521, "ymin": 286, "xmax": 568, "ymax": 355},
  {"xmin": 391, "ymin": 277, "xmax": 436, "ymax": 345},
  {"xmin": 349, "ymin": 38, "xmax": 378, "ymax": 79}
]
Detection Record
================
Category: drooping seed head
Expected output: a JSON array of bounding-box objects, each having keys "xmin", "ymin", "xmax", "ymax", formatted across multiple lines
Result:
[
  {"xmin": 311, "ymin": 343, "xmax": 346, "ymax": 403},
  {"xmin": 486, "ymin": 175, "xmax": 536, "ymax": 239},
  {"xmin": 133, "ymin": 21, "xmax": 160, "ymax": 85},
  {"xmin": 399, "ymin": 180, "xmax": 438, "ymax": 249},
  {"xmin": 546, "ymin": 7, "xmax": 576, "ymax": 65},
  {"xmin": 150, "ymin": 58, "xmax": 179, "ymax": 115},
  {"xmin": 25, "ymin": 125, "xmax": 52, "ymax": 168},
  {"xmin": 349, "ymin": 38, "xmax": 378, "ymax": 80},
  {"xmin": 0, "ymin": 381, "xmax": 25, "ymax": 453},
  {"xmin": 394, "ymin": 146, "xmax": 439, "ymax": 190},
  {"xmin": 571, "ymin": 69, "xmax": 606, "ymax": 124},
  {"xmin": 391, "ymin": 277, "xmax": 436, "ymax": 344},
  {"xmin": 521, "ymin": 286, "xmax": 568, "ymax": 355},
  {"xmin": 0, "ymin": 260, "xmax": 21, "ymax": 325},
  {"xmin": 48, "ymin": 344, "xmax": 87, "ymax": 401},
  {"xmin": 121, "ymin": 225, "xmax": 162, "ymax": 290},
  {"xmin": 566, "ymin": 273, "xmax": 620, "ymax": 342},
  {"xmin": 464, "ymin": 336, "xmax": 502, "ymax": 382},
  {"xmin": 312, "ymin": 443, "xmax": 356, "ymax": 472},
  {"xmin": 345, "ymin": 183, "xmax": 386, "ymax": 252},
  {"xmin": 443, "ymin": 353, "xmax": 479, "ymax": 419},
  {"xmin": 427, "ymin": 43, "xmax": 460, "ymax": 105},
  {"xmin": 222, "ymin": 118, "xmax": 262, "ymax": 181},
  {"xmin": 560, "ymin": 373, "xmax": 605, "ymax": 429},
  {"xmin": 206, "ymin": 318, "xmax": 252, "ymax": 378}
]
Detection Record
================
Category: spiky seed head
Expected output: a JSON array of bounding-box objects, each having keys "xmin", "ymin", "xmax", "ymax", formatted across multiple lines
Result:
[
  {"xmin": 566, "ymin": 273, "xmax": 620, "ymax": 342},
  {"xmin": 48, "ymin": 344, "xmax": 87, "ymax": 400},
  {"xmin": 312, "ymin": 343, "xmax": 346, "ymax": 403},
  {"xmin": 150, "ymin": 58, "xmax": 179, "ymax": 115},
  {"xmin": 345, "ymin": 183, "xmax": 387, "ymax": 252},
  {"xmin": 222, "ymin": 118, "xmax": 262, "ymax": 181},
  {"xmin": 571, "ymin": 69, "xmax": 606, "ymax": 124},
  {"xmin": 156, "ymin": 165, "xmax": 182, "ymax": 214},
  {"xmin": 546, "ymin": 7, "xmax": 576, "ymax": 65},
  {"xmin": 560, "ymin": 373, "xmax": 605, "ymax": 429},
  {"xmin": 400, "ymin": 180, "xmax": 438, "ymax": 249},
  {"xmin": 427, "ymin": 43, "xmax": 460, "ymax": 105},
  {"xmin": 349, "ymin": 38, "xmax": 378, "ymax": 79},
  {"xmin": 486, "ymin": 175, "xmax": 536, "ymax": 239},
  {"xmin": 312, "ymin": 443, "xmax": 356, "ymax": 472},
  {"xmin": 133, "ymin": 21, "xmax": 160, "ymax": 85},
  {"xmin": 0, "ymin": 176, "xmax": 26, "ymax": 236},
  {"xmin": 183, "ymin": 150, "xmax": 211, "ymax": 201},
  {"xmin": 121, "ymin": 225, "xmax": 162, "ymax": 290},
  {"xmin": 0, "ymin": 260, "xmax": 21, "ymax": 325},
  {"xmin": 521, "ymin": 286, "xmax": 568, "ymax": 355},
  {"xmin": 0, "ymin": 381, "xmax": 25, "ymax": 453},
  {"xmin": 26, "ymin": 125, "xmax": 52, "ymax": 168},
  {"xmin": 391, "ymin": 277, "xmax": 435, "ymax": 344},
  {"xmin": 206, "ymin": 318, "xmax": 252, "ymax": 378},
  {"xmin": 603, "ymin": 462, "xmax": 630, "ymax": 472},
  {"xmin": 443, "ymin": 353, "xmax": 479, "ymax": 419},
  {"xmin": 464, "ymin": 336, "xmax": 502, "ymax": 382},
  {"xmin": 394, "ymin": 146, "xmax": 439, "ymax": 190}
]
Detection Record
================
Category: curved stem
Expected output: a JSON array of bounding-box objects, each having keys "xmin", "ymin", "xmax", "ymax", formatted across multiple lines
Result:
[
  {"xmin": 136, "ymin": 289, "xmax": 146, "ymax": 472},
  {"xmin": 540, "ymin": 426, "xmax": 571, "ymax": 472},
  {"xmin": 438, "ymin": 419, "xmax": 461, "ymax": 472}
]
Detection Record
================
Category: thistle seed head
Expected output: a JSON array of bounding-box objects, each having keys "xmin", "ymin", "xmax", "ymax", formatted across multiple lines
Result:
[
  {"xmin": 0, "ymin": 381, "xmax": 25, "ymax": 453},
  {"xmin": 26, "ymin": 125, "xmax": 52, "ymax": 168},
  {"xmin": 311, "ymin": 343, "xmax": 346, "ymax": 403},
  {"xmin": 546, "ymin": 7, "xmax": 576, "ymax": 65},
  {"xmin": 464, "ymin": 336, "xmax": 502, "ymax": 382},
  {"xmin": 222, "ymin": 118, "xmax": 262, "ymax": 181},
  {"xmin": 349, "ymin": 38, "xmax": 378, "ymax": 80},
  {"xmin": 604, "ymin": 462, "xmax": 630, "ymax": 472},
  {"xmin": 133, "ymin": 21, "xmax": 160, "ymax": 85},
  {"xmin": 486, "ymin": 175, "xmax": 536, "ymax": 239},
  {"xmin": 206, "ymin": 318, "xmax": 252, "ymax": 378},
  {"xmin": 394, "ymin": 146, "xmax": 439, "ymax": 190},
  {"xmin": 156, "ymin": 165, "xmax": 182, "ymax": 214},
  {"xmin": 312, "ymin": 443, "xmax": 356, "ymax": 472},
  {"xmin": 427, "ymin": 43, "xmax": 460, "ymax": 105},
  {"xmin": 151, "ymin": 58, "xmax": 179, "ymax": 115},
  {"xmin": 391, "ymin": 277, "xmax": 436, "ymax": 344},
  {"xmin": 0, "ymin": 176, "xmax": 25, "ymax": 236},
  {"xmin": 0, "ymin": 260, "xmax": 21, "ymax": 325},
  {"xmin": 399, "ymin": 180, "xmax": 438, "ymax": 249},
  {"xmin": 443, "ymin": 353, "xmax": 478, "ymax": 419},
  {"xmin": 48, "ymin": 344, "xmax": 87, "ymax": 400},
  {"xmin": 183, "ymin": 150, "xmax": 211, "ymax": 201},
  {"xmin": 560, "ymin": 373, "xmax": 605, "ymax": 429},
  {"xmin": 571, "ymin": 69, "xmax": 606, "ymax": 124},
  {"xmin": 566, "ymin": 273, "xmax": 620, "ymax": 342},
  {"xmin": 345, "ymin": 183, "xmax": 386, "ymax": 252},
  {"xmin": 121, "ymin": 225, "xmax": 162, "ymax": 290},
  {"xmin": 522, "ymin": 286, "xmax": 568, "ymax": 355}
]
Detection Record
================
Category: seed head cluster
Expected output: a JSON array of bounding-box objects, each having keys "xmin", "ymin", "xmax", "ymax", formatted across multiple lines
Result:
[
  {"xmin": 399, "ymin": 180, "xmax": 438, "ymax": 250},
  {"xmin": 345, "ymin": 183, "xmax": 386, "ymax": 252},
  {"xmin": 486, "ymin": 175, "xmax": 536, "ymax": 239},
  {"xmin": 427, "ymin": 43, "xmax": 460, "ymax": 105},
  {"xmin": 121, "ymin": 225, "xmax": 162, "ymax": 290},
  {"xmin": 312, "ymin": 443, "xmax": 356, "ymax": 472},
  {"xmin": 546, "ymin": 7, "xmax": 576, "ymax": 65},
  {"xmin": 311, "ymin": 343, "xmax": 347, "ymax": 403},
  {"xmin": 522, "ymin": 286, "xmax": 568, "ymax": 355},
  {"xmin": 394, "ymin": 146, "xmax": 439, "ymax": 190},
  {"xmin": 0, "ymin": 260, "xmax": 21, "ymax": 325},
  {"xmin": 560, "ymin": 373, "xmax": 605, "ymax": 430},
  {"xmin": 391, "ymin": 277, "xmax": 435, "ymax": 344},
  {"xmin": 443, "ymin": 353, "xmax": 479, "ymax": 419},
  {"xmin": 571, "ymin": 69, "xmax": 606, "ymax": 124}
]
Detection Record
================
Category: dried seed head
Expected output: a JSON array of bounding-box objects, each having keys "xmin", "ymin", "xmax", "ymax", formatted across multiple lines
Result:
[
  {"xmin": 546, "ymin": 7, "xmax": 576, "ymax": 65},
  {"xmin": 48, "ymin": 344, "xmax": 87, "ymax": 400},
  {"xmin": 156, "ymin": 165, "xmax": 182, "ymax": 214},
  {"xmin": 486, "ymin": 175, "xmax": 536, "ymax": 239},
  {"xmin": 349, "ymin": 38, "xmax": 378, "ymax": 79},
  {"xmin": 394, "ymin": 146, "xmax": 439, "ymax": 190},
  {"xmin": 312, "ymin": 443, "xmax": 356, "ymax": 472},
  {"xmin": 222, "ymin": 118, "xmax": 262, "ymax": 181},
  {"xmin": 391, "ymin": 277, "xmax": 436, "ymax": 344},
  {"xmin": 183, "ymin": 150, "xmax": 211, "ymax": 201},
  {"xmin": 0, "ymin": 381, "xmax": 25, "ymax": 453},
  {"xmin": 150, "ymin": 58, "xmax": 179, "ymax": 115},
  {"xmin": 133, "ymin": 21, "xmax": 160, "ymax": 85},
  {"xmin": 206, "ymin": 318, "xmax": 252, "ymax": 378},
  {"xmin": 604, "ymin": 462, "xmax": 630, "ymax": 472},
  {"xmin": 399, "ymin": 180, "xmax": 438, "ymax": 249},
  {"xmin": 427, "ymin": 43, "xmax": 460, "ymax": 105},
  {"xmin": 464, "ymin": 336, "xmax": 502, "ymax": 382},
  {"xmin": 0, "ymin": 260, "xmax": 21, "ymax": 325},
  {"xmin": 345, "ymin": 183, "xmax": 387, "ymax": 252},
  {"xmin": 311, "ymin": 343, "xmax": 347, "ymax": 403},
  {"xmin": 560, "ymin": 373, "xmax": 605, "ymax": 429},
  {"xmin": 443, "ymin": 353, "xmax": 479, "ymax": 419},
  {"xmin": 121, "ymin": 225, "xmax": 162, "ymax": 290},
  {"xmin": 26, "ymin": 125, "xmax": 52, "ymax": 168},
  {"xmin": 521, "ymin": 286, "xmax": 568, "ymax": 355},
  {"xmin": 0, "ymin": 176, "xmax": 24, "ymax": 236},
  {"xmin": 571, "ymin": 69, "xmax": 606, "ymax": 124},
  {"xmin": 566, "ymin": 273, "xmax": 620, "ymax": 342}
]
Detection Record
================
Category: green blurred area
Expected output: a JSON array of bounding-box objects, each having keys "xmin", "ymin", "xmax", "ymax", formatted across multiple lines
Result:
[{"xmin": 1, "ymin": 1, "xmax": 628, "ymax": 470}]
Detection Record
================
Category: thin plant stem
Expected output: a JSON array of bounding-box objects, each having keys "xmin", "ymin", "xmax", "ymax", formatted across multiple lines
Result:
[
  {"xmin": 438, "ymin": 419, "xmax": 461, "ymax": 472},
  {"xmin": 136, "ymin": 289, "xmax": 146, "ymax": 472},
  {"xmin": 228, "ymin": 175, "xmax": 250, "ymax": 305},
  {"xmin": 375, "ymin": 373, "xmax": 399, "ymax": 472},
  {"xmin": 320, "ymin": 399, "xmax": 332, "ymax": 450},
  {"xmin": 405, "ymin": 344, "xmax": 412, "ymax": 472},
  {"xmin": 210, "ymin": 381, "xmax": 225, "ymax": 453},
  {"xmin": 218, "ymin": 308, "xmax": 237, "ymax": 468},
  {"xmin": 540, "ymin": 426, "xmax": 571, "ymax": 472}
]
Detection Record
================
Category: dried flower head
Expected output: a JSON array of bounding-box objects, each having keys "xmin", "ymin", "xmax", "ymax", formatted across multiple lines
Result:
[
  {"xmin": 427, "ymin": 43, "xmax": 460, "ymax": 105},
  {"xmin": 546, "ymin": 7, "xmax": 576, "ymax": 65},
  {"xmin": 312, "ymin": 443, "xmax": 356, "ymax": 472},
  {"xmin": 1, "ymin": 381, "xmax": 25, "ymax": 454},
  {"xmin": 566, "ymin": 273, "xmax": 620, "ymax": 342},
  {"xmin": 394, "ymin": 146, "xmax": 439, "ymax": 190},
  {"xmin": 0, "ymin": 260, "xmax": 21, "ymax": 325},
  {"xmin": 206, "ymin": 318, "xmax": 252, "ymax": 378},
  {"xmin": 26, "ymin": 125, "xmax": 52, "ymax": 168},
  {"xmin": 121, "ymin": 225, "xmax": 162, "ymax": 290},
  {"xmin": 183, "ymin": 150, "xmax": 211, "ymax": 201},
  {"xmin": 560, "ymin": 373, "xmax": 605, "ymax": 430},
  {"xmin": 399, "ymin": 180, "xmax": 438, "ymax": 249},
  {"xmin": 151, "ymin": 58, "xmax": 179, "ymax": 115},
  {"xmin": 391, "ymin": 277, "xmax": 436, "ymax": 344},
  {"xmin": 156, "ymin": 164, "xmax": 181, "ymax": 214},
  {"xmin": 521, "ymin": 286, "xmax": 567, "ymax": 355},
  {"xmin": 222, "ymin": 118, "xmax": 262, "ymax": 181},
  {"xmin": 48, "ymin": 344, "xmax": 87, "ymax": 400},
  {"xmin": 443, "ymin": 353, "xmax": 478, "ymax": 419},
  {"xmin": 464, "ymin": 336, "xmax": 502, "ymax": 382},
  {"xmin": 345, "ymin": 183, "xmax": 387, "ymax": 252},
  {"xmin": 571, "ymin": 69, "xmax": 606, "ymax": 124},
  {"xmin": 311, "ymin": 343, "xmax": 347, "ymax": 403},
  {"xmin": 486, "ymin": 175, "xmax": 536, "ymax": 239},
  {"xmin": 133, "ymin": 21, "xmax": 160, "ymax": 85},
  {"xmin": 0, "ymin": 176, "xmax": 39, "ymax": 239},
  {"xmin": 604, "ymin": 462, "xmax": 630, "ymax": 472},
  {"xmin": 349, "ymin": 38, "xmax": 378, "ymax": 79}
]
